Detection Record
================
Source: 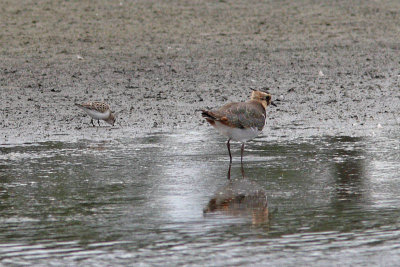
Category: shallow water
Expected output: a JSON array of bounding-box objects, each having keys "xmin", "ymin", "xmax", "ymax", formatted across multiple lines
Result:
[{"xmin": 0, "ymin": 130, "xmax": 399, "ymax": 266}]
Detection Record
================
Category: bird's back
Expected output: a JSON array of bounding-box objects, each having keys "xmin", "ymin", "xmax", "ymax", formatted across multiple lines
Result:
[
  {"xmin": 75, "ymin": 101, "xmax": 110, "ymax": 113},
  {"xmin": 203, "ymin": 100, "xmax": 266, "ymax": 131}
]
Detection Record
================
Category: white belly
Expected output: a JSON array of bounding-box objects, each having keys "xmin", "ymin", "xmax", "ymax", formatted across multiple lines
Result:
[
  {"xmin": 212, "ymin": 121, "xmax": 261, "ymax": 142},
  {"xmin": 84, "ymin": 109, "xmax": 111, "ymax": 120}
]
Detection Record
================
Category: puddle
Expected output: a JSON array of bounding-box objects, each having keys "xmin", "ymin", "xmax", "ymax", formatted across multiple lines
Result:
[{"xmin": 0, "ymin": 130, "xmax": 399, "ymax": 265}]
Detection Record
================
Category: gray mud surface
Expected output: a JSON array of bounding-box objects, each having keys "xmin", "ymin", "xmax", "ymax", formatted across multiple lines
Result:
[{"xmin": 1, "ymin": 0, "xmax": 399, "ymax": 143}]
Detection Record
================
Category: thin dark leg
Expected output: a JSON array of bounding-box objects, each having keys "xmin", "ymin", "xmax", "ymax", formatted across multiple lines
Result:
[
  {"xmin": 241, "ymin": 143, "xmax": 245, "ymax": 178},
  {"xmin": 227, "ymin": 139, "xmax": 232, "ymax": 180},
  {"xmin": 227, "ymin": 161, "xmax": 232, "ymax": 180},
  {"xmin": 227, "ymin": 139, "xmax": 232, "ymax": 164},
  {"xmin": 98, "ymin": 120, "xmax": 101, "ymax": 126},
  {"xmin": 91, "ymin": 118, "xmax": 95, "ymax": 127}
]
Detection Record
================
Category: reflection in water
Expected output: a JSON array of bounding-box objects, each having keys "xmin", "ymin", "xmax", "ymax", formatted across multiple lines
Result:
[
  {"xmin": 328, "ymin": 136, "xmax": 366, "ymax": 210},
  {"xmin": 0, "ymin": 131, "xmax": 399, "ymax": 266},
  {"xmin": 204, "ymin": 177, "xmax": 269, "ymax": 225}
]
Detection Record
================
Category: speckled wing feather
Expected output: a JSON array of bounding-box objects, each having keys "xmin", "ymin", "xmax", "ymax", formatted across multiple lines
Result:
[
  {"xmin": 79, "ymin": 101, "xmax": 110, "ymax": 113},
  {"xmin": 207, "ymin": 100, "xmax": 266, "ymax": 131}
]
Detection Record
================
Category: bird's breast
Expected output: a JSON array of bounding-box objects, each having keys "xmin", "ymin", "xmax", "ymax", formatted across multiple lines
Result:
[{"xmin": 213, "ymin": 121, "xmax": 261, "ymax": 142}]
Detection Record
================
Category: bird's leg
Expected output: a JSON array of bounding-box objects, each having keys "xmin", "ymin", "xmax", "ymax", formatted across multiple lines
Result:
[
  {"xmin": 227, "ymin": 139, "xmax": 232, "ymax": 180},
  {"xmin": 227, "ymin": 139, "xmax": 232, "ymax": 165},
  {"xmin": 98, "ymin": 120, "xmax": 101, "ymax": 126},
  {"xmin": 227, "ymin": 161, "xmax": 232, "ymax": 180},
  {"xmin": 91, "ymin": 118, "xmax": 95, "ymax": 127},
  {"xmin": 241, "ymin": 143, "xmax": 245, "ymax": 178}
]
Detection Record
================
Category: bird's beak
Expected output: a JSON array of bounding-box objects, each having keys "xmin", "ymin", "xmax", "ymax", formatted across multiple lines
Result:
[{"xmin": 271, "ymin": 101, "xmax": 277, "ymax": 107}]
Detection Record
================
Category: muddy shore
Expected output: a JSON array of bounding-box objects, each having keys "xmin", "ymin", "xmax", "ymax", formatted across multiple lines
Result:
[{"xmin": 1, "ymin": 0, "xmax": 399, "ymax": 143}]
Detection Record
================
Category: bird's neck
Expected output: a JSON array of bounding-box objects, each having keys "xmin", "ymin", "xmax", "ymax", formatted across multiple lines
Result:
[{"xmin": 250, "ymin": 98, "xmax": 267, "ymax": 110}]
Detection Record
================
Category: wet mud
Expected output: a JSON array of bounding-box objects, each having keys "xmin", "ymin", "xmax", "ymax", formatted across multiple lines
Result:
[{"xmin": 1, "ymin": 0, "xmax": 399, "ymax": 142}]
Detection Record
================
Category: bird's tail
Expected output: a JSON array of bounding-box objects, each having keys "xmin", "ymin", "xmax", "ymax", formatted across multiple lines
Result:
[
  {"xmin": 201, "ymin": 110, "xmax": 217, "ymax": 121},
  {"xmin": 201, "ymin": 110, "xmax": 219, "ymax": 125}
]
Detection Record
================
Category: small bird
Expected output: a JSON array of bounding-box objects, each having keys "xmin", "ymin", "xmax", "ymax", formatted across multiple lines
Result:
[
  {"xmin": 75, "ymin": 101, "xmax": 116, "ymax": 126},
  {"xmin": 201, "ymin": 90, "xmax": 276, "ymax": 178}
]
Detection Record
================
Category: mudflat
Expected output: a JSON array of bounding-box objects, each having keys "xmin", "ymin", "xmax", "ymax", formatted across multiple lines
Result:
[{"xmin": 1, "ymin": 0, "xmax": 399, "ymax": 143}]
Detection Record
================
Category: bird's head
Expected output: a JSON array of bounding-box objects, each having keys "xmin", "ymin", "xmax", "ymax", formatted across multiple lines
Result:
[
  {"xmin": 106, "ymin": 113, "xmax": 116, "ymax": 126},
  {"xmin": 250, "ymin": 90, "xmax": 276, "ymax": 109}
]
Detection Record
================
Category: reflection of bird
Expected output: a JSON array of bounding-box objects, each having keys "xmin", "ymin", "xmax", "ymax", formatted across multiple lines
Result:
[
  {"xmin": 204, "ymin": 177, "xmax": 269, "ymax": 225},
  {"xmin": 75, "ymin": 101, "xmax": 116, "ymax": 126},
  {"xmin": 201, "ymin": 90, "xmax": 275, "ymax": 177}
]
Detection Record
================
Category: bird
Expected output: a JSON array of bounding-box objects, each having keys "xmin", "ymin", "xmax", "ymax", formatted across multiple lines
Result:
[
  {"xmin": 201, "ymin": 90, "xmax": 276, "ymax": 178},
  {"xmin": 75, "ymin": 101, "xmax": 116, "ymax": 126}
]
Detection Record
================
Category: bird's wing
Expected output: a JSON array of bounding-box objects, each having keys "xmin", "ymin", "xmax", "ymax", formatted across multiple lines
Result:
[
  {"xmin": 208, "ymin": 101, "xmax": 266, "ymax": 130},
  {"xmin": 76, "ymin": 102, "xmax": 110, "ymax": 113}
]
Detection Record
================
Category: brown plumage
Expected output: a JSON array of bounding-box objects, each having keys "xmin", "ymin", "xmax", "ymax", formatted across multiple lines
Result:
[
  {"xmin": 201, "ymin": 100, "xmax": 266, "ymax": 131},
  {"xmin": 201, "ymin": 90, "xmax": 275, "ymax": 178},
  {"xmin": 75, "ymin": 101, "xmax": 116, "ymax": 126},
  {"xmin": 76, "ymin": 101, "xmax": 110, "ymax": 113}
]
